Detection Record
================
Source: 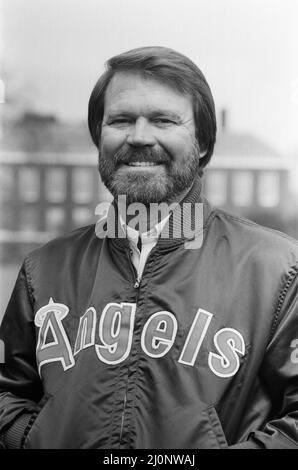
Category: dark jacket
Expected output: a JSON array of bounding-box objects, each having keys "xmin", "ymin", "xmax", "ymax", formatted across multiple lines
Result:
[{"xmin": 1, "ymin": 181, "xmax": 298, "ymax": 449}]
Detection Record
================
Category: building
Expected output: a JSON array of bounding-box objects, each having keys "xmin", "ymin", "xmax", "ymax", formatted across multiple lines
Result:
[
  {"xmin": 204, "ymin": 130, "xmax": 294, "ymax": 219},
  {"xmin": 0, "ymin": 114, "xmax": 102, "ymax": 261},
  {"xmin": 0, "ymin": 112, "xmax": 296, "ymax": 262}
]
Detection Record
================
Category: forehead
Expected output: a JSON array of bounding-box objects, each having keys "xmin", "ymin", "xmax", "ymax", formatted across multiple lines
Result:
[{"xmin": 103, "ymin": 71, "xmax": 194, "ymax": 116}]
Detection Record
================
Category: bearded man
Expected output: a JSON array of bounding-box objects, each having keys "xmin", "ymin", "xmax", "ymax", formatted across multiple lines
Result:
[{"xmin": 1, "ymin": 47, "xmax": 298, "ymax": 449}]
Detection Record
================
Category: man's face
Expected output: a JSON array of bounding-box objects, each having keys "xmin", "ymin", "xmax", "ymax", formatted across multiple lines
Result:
[{"xmin": 99, "ymin": 71, "xmax": 202, "ymax": 204}]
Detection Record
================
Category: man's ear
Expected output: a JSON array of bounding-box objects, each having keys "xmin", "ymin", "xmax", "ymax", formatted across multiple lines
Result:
[{"xmin": 96, "ymin": 122, "xmax": 103, "ymax": 147}]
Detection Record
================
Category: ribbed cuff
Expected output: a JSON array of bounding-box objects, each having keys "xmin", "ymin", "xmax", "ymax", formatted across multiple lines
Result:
[{"xmin": 3, "ymin": 413, "xmax": 34, "ymax": 449}]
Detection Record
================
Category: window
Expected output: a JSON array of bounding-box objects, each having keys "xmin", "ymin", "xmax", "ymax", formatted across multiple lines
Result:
[
  {"xmin": 0, "ymin": 166, "xmax": 13, "ymax": 202},
  {"xmin": 20, "ymin": 206, "xmax": 37, "ymax": 231},
  {"xmin": 46, "ymin": 207, "xmax": 65, "ymax": 233},
  {"xmin": 257, "ymin": 172, "xmax": 280, "ymax": 207},
  {"xmin": 45, "ymin": 168, "xmax": 66, "ymax": 203},
  {"xmin": 232, "ymin": 171, "xmax": 254, "ymax": 207},
  {"xmin": 0, "ymin": 206, "xmax": 13, "ymax": 230},
  {"xmin": 72, "ymin": 207, "xmax": 92, "ymax": 227},
  {"xmin": 72, "ymin": 168, "xmax": 94, "ymax": 203},
  {"xmin": 18, "ymin": 167, "xmax": 40, "ymax": 203},
  {"xmin": 205, "ymin": 171, "xmax": 227, "ymax": 206}
]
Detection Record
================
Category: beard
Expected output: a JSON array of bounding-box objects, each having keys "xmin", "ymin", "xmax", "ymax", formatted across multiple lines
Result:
[{"xmin": 98, "ymin": 141, "xmax": 201, "ymax": 204}]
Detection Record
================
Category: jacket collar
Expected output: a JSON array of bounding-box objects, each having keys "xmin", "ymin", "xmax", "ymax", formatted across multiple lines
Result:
[{"xmin": 97, "ymin": 177, "xmax": 213, "ymax": 250}]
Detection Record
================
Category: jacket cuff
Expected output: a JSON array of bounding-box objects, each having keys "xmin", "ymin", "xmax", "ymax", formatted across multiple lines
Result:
[{"xmin": 2, "ymin": 413, "xmax": 35, "ymax": 449}]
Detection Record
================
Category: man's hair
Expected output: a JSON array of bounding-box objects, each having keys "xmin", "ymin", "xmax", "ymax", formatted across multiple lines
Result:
[{"xmin": 88, "ymin": 46, "xmax": 217, "ymax": 169}]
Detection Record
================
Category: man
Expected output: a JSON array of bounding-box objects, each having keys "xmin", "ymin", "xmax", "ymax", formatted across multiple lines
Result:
[{"xmin": 0, "ymin": 46, "xmax": 298, "ymax": 449}]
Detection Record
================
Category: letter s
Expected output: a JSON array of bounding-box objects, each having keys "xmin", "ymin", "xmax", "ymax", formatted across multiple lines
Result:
[{"xmin": 208, "ymin": 328, "xmax": 245, "ymax": 378}]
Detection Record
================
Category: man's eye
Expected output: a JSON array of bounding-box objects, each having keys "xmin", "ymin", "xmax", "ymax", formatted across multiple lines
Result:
[
  {"xmin": 153, "ymin": 118, "xmax": 175, "ymax": 125},
  {"xmin": 109, "ymin": 118, "xmax": 131, "ymax": 125}
]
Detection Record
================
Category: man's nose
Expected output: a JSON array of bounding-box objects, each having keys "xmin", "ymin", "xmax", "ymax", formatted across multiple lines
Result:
[{"xmin": 126, "ymin": 117, "xmax": 155, "ymax": 146}]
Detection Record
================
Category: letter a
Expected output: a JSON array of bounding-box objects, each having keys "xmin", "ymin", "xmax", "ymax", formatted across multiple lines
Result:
[{"xmin": 35, "ymin": 298, "xmax": 75, "ymax": 374}]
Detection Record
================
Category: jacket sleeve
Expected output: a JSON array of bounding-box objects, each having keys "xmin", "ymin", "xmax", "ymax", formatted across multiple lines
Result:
[
  {"xmin": 230, "ymin": 266, "xmax": 298, "ymax": 449},
  {"xmin": 0, "ymin": 259, "xmax": 43, "ymax": 447}
]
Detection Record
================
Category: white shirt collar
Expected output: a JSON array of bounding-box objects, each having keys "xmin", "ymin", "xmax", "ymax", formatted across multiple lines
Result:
[{"xmin": 119, "ymin": 213, "xmax": 170, "ymax": 246}]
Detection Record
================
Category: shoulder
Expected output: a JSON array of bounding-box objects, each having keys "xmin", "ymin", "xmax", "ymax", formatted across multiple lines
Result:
[
  {"xmin": 209, "ymin": 208, "xmax": 298, "ymax": 267},
  {"xmin": 24, "ymin": 224, "xmax": 102, "ymax": 270}
]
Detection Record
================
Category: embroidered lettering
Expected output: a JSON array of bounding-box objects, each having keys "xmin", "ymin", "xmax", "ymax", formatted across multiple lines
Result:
[
  {"xmin": 141, "ymin": 311, "xmax": 178, "ymax": 358},
  {"xmin": 208, "ymin": 328, "xmax": 245, "ymax": 378},
  {"xmin": 35, "ymin": 298, "xmax": 75, "ymax": 374},
  {"xmin": 290, "ymin": 339, "xmax": 298, "ymax": 364},
  {"xmin": 74, "ymin": 307, "xmax": 96, "ymax": 355},
  {"xmin": 178, "ymin": 309, "xmax": 213, "ymax": 366},
  {"xmin": 95, "ymin": 302, "xmax": 136, "ymax": 364}
]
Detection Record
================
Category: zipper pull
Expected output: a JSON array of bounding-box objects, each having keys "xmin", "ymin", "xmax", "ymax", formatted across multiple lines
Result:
[{"xmin": 134, "ymin": 280, "xmax": 140, "ymax": 289}]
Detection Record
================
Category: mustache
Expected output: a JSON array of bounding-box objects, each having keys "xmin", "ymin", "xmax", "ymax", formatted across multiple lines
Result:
[{"xmin": 113, "ymin": 145, "xmax": 171, "ymax": 166}]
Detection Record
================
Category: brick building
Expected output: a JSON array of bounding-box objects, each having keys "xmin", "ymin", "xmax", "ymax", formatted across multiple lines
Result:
[{"xmin": 0, "ymin": 113, "xmax": 296, "ymax": 261}]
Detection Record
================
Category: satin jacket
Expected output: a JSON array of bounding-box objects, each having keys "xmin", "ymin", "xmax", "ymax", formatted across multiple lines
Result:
[{"xmin": 1, "ymin": 180, "xmax": 298, "ymax": 449}]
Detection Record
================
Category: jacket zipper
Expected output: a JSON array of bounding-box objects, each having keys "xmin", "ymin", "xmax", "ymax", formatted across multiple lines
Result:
[
  {"xmin": 127, "ymin": 248, "xmax": 141, "ymax": 289},
  {"xmin": 119, "ymin": 250, "xmax": 141, "ymax": 446},
  {"xmin": 119, "ymin": 393, "xmax": 127, "ymax": 446}
]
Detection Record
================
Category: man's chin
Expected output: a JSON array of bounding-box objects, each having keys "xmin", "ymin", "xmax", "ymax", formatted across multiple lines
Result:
[
  {"xmin": 101, "ymin": 165, "xmax": 199, "ymax": 204},
  {"xmin": 106, "ymin": 175, "xmax": 173, "ymax": 204},
  {"xmin": 111, "ymin": 187, "xmax": 170, "ymax": 205}
]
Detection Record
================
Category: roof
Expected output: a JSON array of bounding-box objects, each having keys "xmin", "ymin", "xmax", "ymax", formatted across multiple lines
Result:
[
  {"xmin": 1, "ymin": 115, "xmax": 279, "ymax": 159},
  {"xmin": 214, "ymin": 131, "xmax": 280, "ymax": 158},
  {"xmin": 1, "ymin": 117, "xmax": 94, "ymax": 153}
]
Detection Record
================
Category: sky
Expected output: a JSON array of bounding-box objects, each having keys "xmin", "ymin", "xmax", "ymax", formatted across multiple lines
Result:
[{"xmin": 1, "ymin": 0, "xmax": 298, "ymax": 154}]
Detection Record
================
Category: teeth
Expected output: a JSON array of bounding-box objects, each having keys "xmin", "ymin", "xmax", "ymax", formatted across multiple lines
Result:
[{"xmin": 127, "ymin": 162, "xmax": 159, "ymax": 167}]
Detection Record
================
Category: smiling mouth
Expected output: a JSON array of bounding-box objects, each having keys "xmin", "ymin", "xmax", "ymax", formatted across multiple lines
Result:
[{"xmin": 125, "ymin": 162, "xmax": 163, "ymax": 167}]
